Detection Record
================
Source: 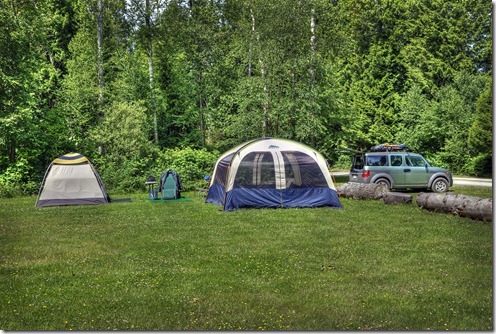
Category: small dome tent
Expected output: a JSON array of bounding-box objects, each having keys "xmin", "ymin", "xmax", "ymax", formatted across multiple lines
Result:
[
  {"xmin": 36, "ymin": 153, "xmax": 110, "ymax": 207},
  {"xmin": 206, "ymin": 138, "xmax": 342, "ymax": 211}
]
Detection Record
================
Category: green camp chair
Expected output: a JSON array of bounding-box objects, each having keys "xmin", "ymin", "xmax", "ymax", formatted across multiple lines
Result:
[{"xmin": 162, "ymin": 174, "xmax": 178, "ymax": 200}]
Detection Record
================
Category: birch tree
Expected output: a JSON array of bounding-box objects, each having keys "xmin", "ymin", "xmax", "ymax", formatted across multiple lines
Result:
[
  {"xmin": 127, "ymin": 0, "xmax": 166, "ymax": 144},
  {"xmin": 96, "ymin": 0, "xmax": 104, "ymax": 109},
  {"xmin": 145, "ymin": 0, "xmax": 158, "ymax": 143}
]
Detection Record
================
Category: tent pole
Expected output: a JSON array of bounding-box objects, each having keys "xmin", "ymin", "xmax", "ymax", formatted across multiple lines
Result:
[{"xmin": 35, "ymin": 163, "xmax": 52, "ymax": 207}]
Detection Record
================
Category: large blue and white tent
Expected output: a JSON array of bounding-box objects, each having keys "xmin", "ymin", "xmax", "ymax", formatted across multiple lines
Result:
[{"xmin": 206, "ymin": 138, "xmax": 342, "ymax": 211}]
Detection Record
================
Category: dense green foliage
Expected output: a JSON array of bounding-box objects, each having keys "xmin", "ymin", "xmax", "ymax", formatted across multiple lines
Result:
[
  {"xmin": 0, "ymin": 0, "xmax": 491, "ymax": 195},
  {"xmin": 0, "ymin": 184, "xmax": 492, "ymax": 330}
]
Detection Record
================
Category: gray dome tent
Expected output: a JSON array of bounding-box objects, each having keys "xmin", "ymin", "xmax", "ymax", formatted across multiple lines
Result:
[{"xmin": 36, "ymin": 153, "xmax": 110, "ymax": 207}]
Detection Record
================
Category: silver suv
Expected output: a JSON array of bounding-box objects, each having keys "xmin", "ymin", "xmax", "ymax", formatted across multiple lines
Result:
[{"xmin": 349, "ymin": 151, "xmax": 453, "ymax": 192}]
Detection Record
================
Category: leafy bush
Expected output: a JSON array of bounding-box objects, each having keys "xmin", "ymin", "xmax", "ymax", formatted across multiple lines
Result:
[
  {"xmin": 153, "ymin": 147, "xmax": 219, "ymax": 191},
  {"xmin": 95, "ymin": 147, "xmax": 218, "ymax": 194},
  {"xmin": 0, "ymin": 181, "xmax": 19, "ymax": 198},
  {"xmin": 90, "ymin": 101, "xmax": 151, "ymax": 159},
  {"xmin": 85, "ymin": 101, "xmax": 161, "ymax": 194},
  {"xmin": 464, "ymin": 154, "xmax": 492, "ymax": 177},
  {"xmin": 0, "ymin": 177, "xmax": 39, "ymax": 198},
  {"xmin": 98, "ymin": 158, "xmax": 150, "ymax": 193},
  {"xmin": 0, "ymin": 147, "xmax": 220, "ymax": 197},
  {"xmin": 422, "ymin": 153, "xmax": 447, "ymax": 169},
  {"xmin": 0, "ymin": 158, "xmax": 39, "ymax": 197},
  {"xmin": 331, "ymin": 154, "xmax": 352, "ymax": 170}
]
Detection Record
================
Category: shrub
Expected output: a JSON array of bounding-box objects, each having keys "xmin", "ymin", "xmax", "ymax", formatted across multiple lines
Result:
[
  {"xmin": 332, "ymin": 154, "xmax": 352, "ymax": 170},
  {"xmin": 0, "ymin": 181, "xmax": 18, "ymax": 198},
  {"xmin": 464, "ymin": 154, "xmax": 492, "ymax": 177},
  {"xmin": 0, "ymin": 158, "xmax": 39, "ymax": 197},
  {"xmin": 153, "ymin": 147, "xmax": 219, "ymax": 191},
  {"xmin": 99, "ymin": 159, "xmax": 148, "ymax": 193}
]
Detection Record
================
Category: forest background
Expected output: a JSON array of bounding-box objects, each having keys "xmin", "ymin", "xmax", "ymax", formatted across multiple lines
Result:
[{"xmin": 0, "ymin": 0, "xmax": 492, "ymax": 196}]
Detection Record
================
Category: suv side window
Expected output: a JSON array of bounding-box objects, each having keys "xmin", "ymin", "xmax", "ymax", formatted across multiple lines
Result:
[
  {"xmin": 367, "ymin": 155, "xmax": 388, "ymax": 166},
  {"xmin": 390, "ymin": 155, "xmax": 403, "ymax": 166},
  {"xmin": 406, "ymin": 155, "xmax": 426, "ymax": 167}
]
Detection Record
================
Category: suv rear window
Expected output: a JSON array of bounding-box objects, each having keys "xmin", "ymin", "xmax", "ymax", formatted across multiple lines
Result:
[
  {"xmin": 351, "ymin": 155, "xmax": 364, "ymax": 170},
  {"xmin": 366, "ymin": 155, "xmax": 388, "ymax": 166}
]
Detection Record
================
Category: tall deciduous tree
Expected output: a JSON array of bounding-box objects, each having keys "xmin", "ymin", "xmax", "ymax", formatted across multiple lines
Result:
[
  {"xmin": 128, "ymin": 0, "xmax": 165, "ymax": 144},
  {"xmin": 145, "ymin": 0, "xmax": 159, "ymax": 144},
  {"xmin": 59, "ymin": 0, "xmax": 131, "ymax": 153},
  {"xmin": 0, "ymin": 0, "xmax": 74, "ymax": 184},
  {"xmin": 96, "ymin": 0, "xmax": 104, "ymax": 108}
]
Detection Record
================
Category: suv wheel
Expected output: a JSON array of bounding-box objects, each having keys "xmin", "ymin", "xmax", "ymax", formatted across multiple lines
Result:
[
  {"xmin": 432, "ymin": 178, "xmax": 448, "ymax": 193},
  {"xmin": 375, "ymin": 178, "xmax": 391, "ymax": 190}
]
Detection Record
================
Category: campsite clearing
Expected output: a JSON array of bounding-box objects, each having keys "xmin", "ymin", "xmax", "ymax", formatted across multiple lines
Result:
[{"xmin": 0, "ymin": 186, "xmax": 492, "ymax": 330}]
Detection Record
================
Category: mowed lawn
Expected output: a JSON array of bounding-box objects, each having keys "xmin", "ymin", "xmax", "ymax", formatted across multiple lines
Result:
[{"xmin": 0, "ymin": 185, "xmax": 492, "ymax": 330}]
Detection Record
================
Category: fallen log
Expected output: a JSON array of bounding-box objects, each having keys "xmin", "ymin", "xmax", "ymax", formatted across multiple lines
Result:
[
  {"xmin": 383, "ymin": 192, "xmax": 412, "ymax": 205},
  {"xmin": 416, "ymin": 192, "xmax": 492, "ymax": 222},
  {"xmin": 336, "ymin": 182, "xmax": 389, "ymax": 200}
]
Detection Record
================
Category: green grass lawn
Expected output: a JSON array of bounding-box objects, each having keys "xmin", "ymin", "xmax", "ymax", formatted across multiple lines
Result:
[{"xmin": 0, "ymin": 185, "xmax": 492, "ymax": 330}]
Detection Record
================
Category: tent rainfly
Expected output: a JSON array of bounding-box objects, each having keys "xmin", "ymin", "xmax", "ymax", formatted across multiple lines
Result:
[
  {"xmin": 35, "ymin": 153, "xmax": 110, "ymax": 207},
  {"xmin": 206, "ymin": 138, "xmax": 342, "ymax": 211}
]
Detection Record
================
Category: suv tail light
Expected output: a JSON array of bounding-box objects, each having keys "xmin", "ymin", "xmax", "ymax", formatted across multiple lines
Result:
[{"xmin": 362, "ymin": 170, "xmax": 371, "ymax": 178}]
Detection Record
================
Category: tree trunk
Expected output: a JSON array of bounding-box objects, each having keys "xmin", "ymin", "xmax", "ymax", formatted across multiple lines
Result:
[
  {"xmin": 250, "ymin": 7, "xmax": 268, "ymax": 137},
  {"xmin": 336, "ymin": 182, "xmax": 389, "ymax": 200},
  {"xmin": 198, "ymin": 72, "xmax": 206, "ymax": 147},
  {"xmin": 416, "ymin": 192, "xmax": 492, "ymax": 222},
  {"xmin": 310, "ymin": 8, "xmax": 316, "ymax": 84},
  {"xmin": 383, "ymin": 192, "xmax": 412, "ymax": 205},
  {"xmin": 261, "ymin": 59, "xmax": 268, "ymax": 137},
  {"xmin": 248, "ymin": 8, "xmax": 255, "ymax": 77},
  {"xmin": 96, "ymin": 0, "xmax": 104, "ymax": 109},
  {"xmin": 145, "ymin": 0, "xmax": 158, "ymax": 144},
  {"xmin": 7, "ymin": 138, "xmax": 15, "ymax": 163},
  {"xmin": 309, "ymin": 8, "xmax": 317, "ymax": 147},
  {"xmin": 189, "ymin": 0, "xmax": 206, "ymax": 147}
]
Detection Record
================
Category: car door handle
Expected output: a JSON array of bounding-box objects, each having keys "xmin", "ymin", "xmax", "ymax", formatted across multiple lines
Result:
[{"xmin": 404, "ymin": 169, "xmax": 411, "ymax": 173}]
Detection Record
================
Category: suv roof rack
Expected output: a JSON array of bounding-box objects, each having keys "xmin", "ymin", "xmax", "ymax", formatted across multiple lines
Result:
[{"xmin": 370, "ymin": 143, "xmax": 411, "ymax": 152}]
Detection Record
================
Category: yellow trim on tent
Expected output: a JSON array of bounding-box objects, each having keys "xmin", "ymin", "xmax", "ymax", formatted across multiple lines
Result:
[{"xmin": 53, "ymin": 153, "xmax": 90, "ymax": 165}]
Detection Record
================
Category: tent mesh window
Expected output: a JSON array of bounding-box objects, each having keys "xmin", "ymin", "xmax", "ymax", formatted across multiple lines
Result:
[
  {"xmin": 214, "ymin": 153, "xmax": 235, "ymax": 189},
  {"xmin": 282, "ymin": 151, "xmax": 328, "ymax": 188},
  {"xmin": 234, "ymin": 152, "xmax": 276, "ymax": 188}
]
